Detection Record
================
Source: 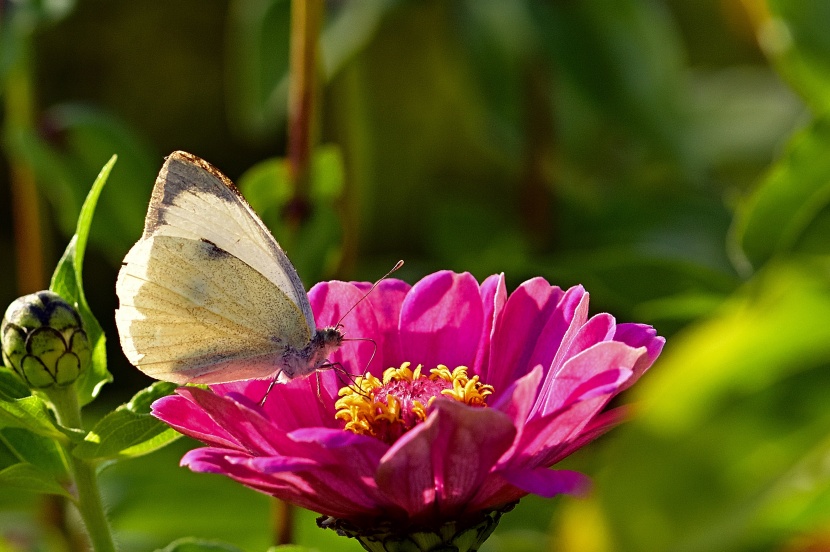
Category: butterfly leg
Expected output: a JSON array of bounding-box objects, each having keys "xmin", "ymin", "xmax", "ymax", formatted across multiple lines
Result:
[{"xmin": 259, "ymin": 369, "xmax": 284, "ymax": 406}]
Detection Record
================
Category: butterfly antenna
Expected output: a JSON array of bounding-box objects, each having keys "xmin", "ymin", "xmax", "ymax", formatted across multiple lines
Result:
[{"xmin": 334, "ymin": 260, "xmax": 404, "ymax": 328}]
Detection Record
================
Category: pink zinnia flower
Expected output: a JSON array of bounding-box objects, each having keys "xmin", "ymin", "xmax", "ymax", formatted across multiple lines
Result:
[{"xmin": 152, "ymin": 271, "xmax": 663, "ymax": 548}]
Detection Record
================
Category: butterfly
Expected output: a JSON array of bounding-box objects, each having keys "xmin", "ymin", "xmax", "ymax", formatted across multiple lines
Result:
[{"xmin": 115, "ymin": 151, "xmax": 343, "ymax": 385}]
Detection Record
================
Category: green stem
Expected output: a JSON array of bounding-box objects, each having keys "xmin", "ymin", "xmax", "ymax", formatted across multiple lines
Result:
[
  {"xmin": 48, "ymin": 386, "xmax": 117, "ymax": 552},
  {"xmin": 285, "ymin": 0, "xmax": 323, "ymax": 229},
  {"xmin": 70, "ymin": 455, "xmax": 115, "ymax": 552}
]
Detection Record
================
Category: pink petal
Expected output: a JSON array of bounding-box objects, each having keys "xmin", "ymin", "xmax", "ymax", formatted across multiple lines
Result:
[
  {"xmin": 534, "ymin": 340, "xmax": 645, "ymax": 417},
  {"xmin": 175, "ymin": 387, "xmax": 277, "ymax": 455},
  {"xmin": 399, "ymin": 271, "xmax": 484, "ymax": 370},
  {"xmin": 491, "ymin": 364, "xmax": 543, "ymax": 427},
  {"xmin": 269, "ymin": 428, "xmax": 391, "ymax": 510},
  {"xmin": 344, "ymin": 278, "xmax": 412, "ymax": 371},
  {"xmin": 541, "ymin": 405, "xmax": 630, "ymax": 466},
  {"xmin": 182, "ymin": 447, "xmax": 389, "ymax": 520},
  {"xmin": 258, "ymin": 375, "xmax": 340, "ymax": 431},
  {"xmin": 211, "ymin": 378, "xmax": 269, "ymax": 401},
  {"xmin": 233, "ymin": 454, "xmax": 320, "ymax": 473},
  {"xmin": 308, "ymin": 281, "xmax": 379, "ymax": 383},
  {"xmin": 181, "ymin": 447, "xmax": 249, "ymax": 474},
  {"xmin": 288, "ymin": 426, "xmax": 389, "ymax": 462},
  {"xmin": 614, "ymin": 323, "xmax": 666, "ymax": 389},
  {"xmin": 463, "ymin": 472, "xmax": 526, "ymax": 513},
  {"xmin": 530, "ymin": 287, "xmax": 591, "ymax": 382},
  {"xmin": 376, "ymin": 400, "xmax": 515, "ymax": 520},
  {"xmin": 490, "ymin": 365, "xmax": 544, "ymax": 465},
  {"xmin": 152, "ymin": 393, "xmax": 243, "ymax": 451},
  {"xmin": 553, "ymin": 313, "xmax": 616, "ymax": 372},
  {"xmin": 473, "ymin": 273, "xmax": 507, "ymax": 378},
  {"xmin": 485, "ymin": 278, "xmax": 564, "ymax": 393},
  {"xmin": 509, "ymin": 369, "xmax": 632, "ymax": 468},
  {"xmin": 500, "ymin": 467, "xmax": 590, "ymax": 498}
]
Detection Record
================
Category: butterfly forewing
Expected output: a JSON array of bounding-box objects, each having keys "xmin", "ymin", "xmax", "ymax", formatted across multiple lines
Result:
[{"xmin": 144, "ymin": 151, "xmax": 316, "ymax": 334}]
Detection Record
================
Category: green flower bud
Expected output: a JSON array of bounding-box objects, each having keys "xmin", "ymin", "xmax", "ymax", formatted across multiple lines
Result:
[{"xmin": 1, "ymin": 291, "xmax": 90, "ymax": 389}]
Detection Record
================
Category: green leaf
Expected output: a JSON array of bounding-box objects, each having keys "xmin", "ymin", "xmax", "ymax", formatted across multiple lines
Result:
[
  {"xmin": 0, "ymin": 366, "xmax": 32, "ymax": 400},
  {"xmin": 0, "ymin": 462, "xmax": 72, "ymax": 499},
  {"xmin": 73, "ymin": 382, "xmax": 180, "ymax": 461},
  {"xmin": 155, "ymin": 538, "xmax": 246, "ymax": 552},
  {"xmin": 0, "ymin": 395, "xmax": 65, "ymax": 441},
  {"xmin": 0, "ymin": 427, "xmax": 69, "ymax": 478},
  {"xmin": 125, "ymin": 381, "xmax": 179, "ymax": 414},
  {"xmin": 50, "ymin": 155, "xmax": 117, "ymax": 406},
  {"xmin": 237, "ymin": 145, "xmax": 344, "ymax": 285},
  {"xmin": 747, "ymin": 433, "xmax": 830, "ymax": 544},
  {"xmin": 766, "ymin": 1, "xmax": 830, "ymax": 114},
  {"xmin": 732, "ymin": 117, "xmax": 830, "ymax": 271},
  {"xmin": 8, "ymin": 104, "xmax": 157, "ymax": 263}
]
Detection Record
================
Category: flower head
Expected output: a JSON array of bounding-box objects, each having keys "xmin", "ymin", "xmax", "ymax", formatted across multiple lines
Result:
[{"xmin": 152, "ymin": 272, "xmax": 663, "ymax": 539}]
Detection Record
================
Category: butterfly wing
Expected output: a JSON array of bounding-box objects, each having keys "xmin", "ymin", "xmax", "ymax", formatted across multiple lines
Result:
[
  {"xmin": 115, "ymin": 151, "xmax": 319, "ymax": 384},
  {"xmin": 142, "ymin": 151, "xmax": 316, "ymax": 334},
  {"xmin": 116, "ymin": 235, "xmax": 312, "ymax": 384}
]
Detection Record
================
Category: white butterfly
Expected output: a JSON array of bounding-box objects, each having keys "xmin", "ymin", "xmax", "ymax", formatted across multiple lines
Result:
[{"xmin": 115, "ymin": 151, "xmax": 343, "ymax": 385}]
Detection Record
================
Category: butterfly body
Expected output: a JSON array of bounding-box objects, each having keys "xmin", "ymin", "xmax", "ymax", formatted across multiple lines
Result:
[{"xmin": 115, "ymin": 151, "xmax": 342, "ymax": 385}]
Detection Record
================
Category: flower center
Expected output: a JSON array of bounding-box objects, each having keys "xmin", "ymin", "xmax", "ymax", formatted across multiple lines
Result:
[{"xmin": 335, "ymin": 362, "xmax": 494, "ymax": 444}]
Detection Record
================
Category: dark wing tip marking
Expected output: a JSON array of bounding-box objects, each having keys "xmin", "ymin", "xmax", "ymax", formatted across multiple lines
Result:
[
  {"xmin": 144, "ymin": 151, "xmax": 249, "ymax": 237},
  {"xmin": 165, "ymin": 151, "xmax": 247, "ymax": 199}
]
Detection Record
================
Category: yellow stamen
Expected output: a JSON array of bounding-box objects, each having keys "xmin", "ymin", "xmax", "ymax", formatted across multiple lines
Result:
[{"xmin": 335, "ymin": 362, "xmax": 495, "ymax": 443}]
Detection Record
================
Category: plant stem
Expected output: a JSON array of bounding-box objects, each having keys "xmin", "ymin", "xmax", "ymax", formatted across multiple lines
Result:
[
  {"xmin": 271, "ymin": 497, "xmax": 295, "ymax": 545},
  {"xmin": 327, "ymin": 61, "xmax": 369, "ymax": 277},
  {"xmin": 285, "ymin": 0, "xmax": 323, "ymax": 228},
  {"xmin": 5, "ymin": 35, "xmax": 47, "ymax": 293},
  {"xmin": 70, "ymin": 455, "xmax": 116, "ymax": 552},
  {"xmin": 48, "ymin": 386, "xmax": 117, "ymax": 552}
]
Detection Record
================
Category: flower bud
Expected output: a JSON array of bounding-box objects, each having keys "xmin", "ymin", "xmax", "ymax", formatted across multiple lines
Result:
[{"xmin": 1, "ymin": 291, "xmax": 90, "ymax": 389}]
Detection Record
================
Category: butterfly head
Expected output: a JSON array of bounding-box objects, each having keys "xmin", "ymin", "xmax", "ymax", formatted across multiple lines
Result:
[{"xmin": 314, "ymin": 326, "xmax": 345, "ymax": 356}]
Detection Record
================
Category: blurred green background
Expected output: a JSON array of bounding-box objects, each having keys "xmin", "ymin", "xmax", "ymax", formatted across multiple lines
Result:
[{"xmin": 2, "ymin": 0, "xmax": 830, "ymax": 550}]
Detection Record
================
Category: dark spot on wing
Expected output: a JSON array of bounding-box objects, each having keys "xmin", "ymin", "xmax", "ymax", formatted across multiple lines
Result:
[{"xmin": 199, "ymin": 238, "xmax": 230, "ymax": 260}]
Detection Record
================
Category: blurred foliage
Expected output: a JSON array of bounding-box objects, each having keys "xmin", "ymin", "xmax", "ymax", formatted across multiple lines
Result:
[
  {"xmin": 2, "ymin": 0, "xmax": 830, "ymax": 550},
  {"xmin": 237, "ymin": 145, "xmax": 344, "ymax": 283}
]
